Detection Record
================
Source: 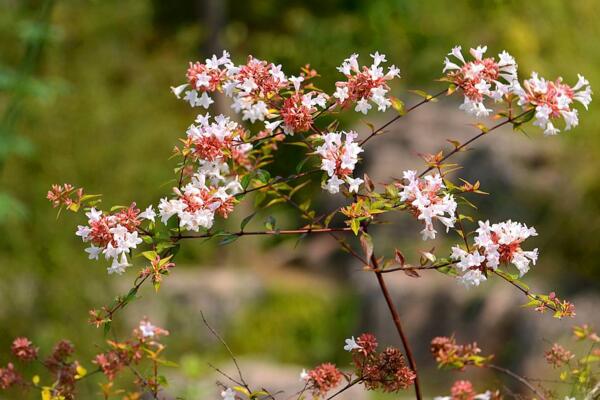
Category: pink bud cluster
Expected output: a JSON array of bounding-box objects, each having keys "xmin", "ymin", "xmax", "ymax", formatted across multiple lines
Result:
[
  {"xmin": 430, "ymin": 336, "xmax": 484, "ymax": 370},
  {"xmin": 398, "ymin": 170, "xmax": 457, "ymax": 240},
  {"xmin": 334, "ymin": 52, "xmax": 400, "ymax": 114},
  {"xmin": 315, "ymin": 131, "xmax": 364, "ymax": 194},
  {"xmin": 444, "ymin": 45, "xmax": 518, "ymax": 118},
  {"xmin": 94, "ymin": 319, "xmax": 168, "ymax": 381},
  {"xmin": 0, "ymin": 363, "xmax": 19, "ymax": 390},
  {"xmin": 344, "ymin": 333, "xmax": 416, "ymax": 392},
  {"xmin": 46, "ymin": 183, "xmax": 84, "ymax": 209},
  {"xmin": 76, "ymin": 204, "xmax": 155, "ymax": 274},
  {"xmin": 451, "ymin": 220, "xmax": 538, "ymax": 287},
  {"xmin": 434, "ymin": 380, "xmax": 499, "ymax": 400},
  {"xmin": 300, "ymin": 362, "xmax": 343, "ymax": 397},
  {"xmin": 544, "ymin": 343, "xmax": 574, "ymax": 368},
  {"xmin": 280, "ymin": 91, "xmax": 328, "ymax": 134}
]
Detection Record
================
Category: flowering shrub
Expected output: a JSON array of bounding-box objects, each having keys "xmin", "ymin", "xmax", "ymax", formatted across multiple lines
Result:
[
  {"xmin": 13, "ymin": 44, "xmax": 593, "ymax": 398},
  {"xmin": 0, "ymin": 319, "xmax": 171, "ymax": 399}
]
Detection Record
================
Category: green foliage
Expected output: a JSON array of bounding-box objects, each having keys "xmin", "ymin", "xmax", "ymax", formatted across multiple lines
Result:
[{"xmin": 227, "ymin": 287, "xmax": 358, "ymax": 365}]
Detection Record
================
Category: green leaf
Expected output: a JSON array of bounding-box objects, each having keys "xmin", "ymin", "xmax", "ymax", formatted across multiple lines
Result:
[
  {"xmin": 359, "ymin": 233, "xmax": 373, "ymax": 261},
  {"xmin": 295, "ymin": 157, "xmax": 310, "ymax": 173},
  {"xmin": 141, "ymin": 251, "xmax": 158, "ymax": 261},
  {"xmin": 350, "ymin": 219, "xmax": 360, "ymax": 235},
  {"xmin": 409, "ymin": 89, "xmax": 438, "ymax": 101},
  {"xmin": 218, "ymin": 234, "xmax": 239, "ymax": 246},
  {"xmin": 390, "ymin": 96, "xmax": 406, "ymax": 115},
  {"xmin": 241, "ymin": 174, "xmax": 251, "ymax": 190},
  {"xmin": 255, "ymin": 169, "xmax": 271, "ymax": 184},
  {"xmin": 265, "ymin": 215, "xmax": 276, "ymax": 231},
  {"xmin": 240, "ymin": 212, "xmax": 256, "ymax": 231},
  {"xmin": 103, "ymin": 321, "xmax": 112, "ymax": 337}
]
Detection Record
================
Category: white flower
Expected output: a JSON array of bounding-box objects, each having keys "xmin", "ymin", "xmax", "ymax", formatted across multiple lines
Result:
[
  {"xmin": 343, "ymin": 336, "xmax": 362, "ymax": 352},
  {"xmin": 221, "ymin": 388, "xmax": 236, "ymax": 400},
  {"xmin": 76, "ymin": 225, "xmax": 91, "ymax": 241},
  {"xmin": 299, "ymin": 369, "xmax": 309, "ymax": 382},
  {"xmin": 139, "ymin": 205, "xmax": 156, "ymax": 222},
  {"xmin": 355, "ymin": 98, "xmax": 372, "ymax": 114},
  {"xmin": 333, "ymin": 86, "xmax": 349, "ymax": 103},
  {"xmin": 265, "ymin": 120, "xmax": 282, "ymax": 132},
  {"xmin": 107, "ymin": 252, "xmax": 130, "ymax": 275},
  {"xmin": 85, "ymin": 208, "xmax": 102, "ymax": 222},
  {"xmin": 370, "ymin": 51, "xmax": 387, "ymax": 66},
  {"xmin": 139, "ymin": 320, "xmax": 156, "ymax": 338},
  {"xmin": 84, "ymin": 245, "xmax": 102, "ymax": 260},
  {"xmin": 196, "ymin": 92, "xmax": 214, "ymax": 109},
  {"xmin": 346, "ymin": 176, "xmax": 363, "ymax": 193},
  {"xmin": 170, "ymin": 83, "xmax": 188, "ymax": 98},
  {"xmin": 289, "ymin": 75, "xmax": 304, "ymax": 92}
]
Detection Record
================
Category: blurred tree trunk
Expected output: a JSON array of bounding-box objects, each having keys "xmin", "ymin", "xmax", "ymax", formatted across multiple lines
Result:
[
  {"xmin": 196, "ymin": 0, "xmax": 228, "ymax": 115},
  {"xmin": 196, "ymin": 0, "xmax": 225, "ymax": 56}
]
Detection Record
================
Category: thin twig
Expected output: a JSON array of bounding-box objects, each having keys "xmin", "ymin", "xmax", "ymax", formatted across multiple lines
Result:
[
  {"xmin": 419, "ymin": 110, "xmax": 530, "ymax": 177},
  {"xmin": 488, "ymin": 364, "xmax": 547, "ymax": 400},
  {"xmin": 325, "ymin": 377, "xmax": 363, "ymax": 400},
  {"xmin": 200, "ymin": 311, "xmax": 251, "ymax": 392},
  {"xmin": 360, "ymin": 89, "xmax": 447, "ymax": 146},
  {"xmin": 175, "ymin": 226, "xmax": 352, "ymax": 240}
]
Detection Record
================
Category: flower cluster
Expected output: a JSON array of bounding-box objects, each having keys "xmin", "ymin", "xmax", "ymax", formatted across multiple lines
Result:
[
  {"xmin": 43, "ymin": 340, "xmax": 81, "ymax": 399},
  {"xmin": 533, "ymin": 291, "xmax": 576, "ymax": 318},
  {"xmin": 11, "ymin": 337, "xmax": 38, "ymax": 361},
  {"xmin": 0, "ymin": 363, "xmax": 19, "ymax": 390},
  {"xmin": 516, "ymin": 72, "xmax": 592, "ymax": 135},
  {"xmin": 398, "ymin": 170, "xmax": 457, "ymax": 240},
  {"xmin": 334, "ymin": 52, "xmax": 400, "ymax": 114},
  {"xmin": 451, "ymin": 220, "xmax": 538, "ymax": 287},
  {"xmin": 544, "ymin": 343, "xmax": 574, "ymax": 368},
  {"xmin": 443, "ymin": 45, "xmax": 518, "ymax": 117},
  {"xmin": 300, "ymin": 362, "xmax": 343, "ymax": 397},
  {"xmin": 315, "ymin": 131, "xmax": 364, "ymax": 194},
  {"xmin": 76, "ymin": 204, "xmax": 154, "ymax": 274},
  {"xmin": 185, "ymin": 113, "xmax": 251, "ymax": 166},
  {"xmin": 345, "ymin": 333, "xmax": 416, "ymax": 392},
  {"xmin": 94, "ymin": 319, "xmax": 168, "ymax": 382},
  {"xmin": 175, "ymin": 50, "xmax": 232, "ymax": 108},
  {"xmin": 279, "ymin": 91, "xmax": 328, "ymax": 134},
  {"xmin": 434, "ymin": 380, "xmax": 500, "ymax": 400},
  {"xmin": 430, "ymin": 336, "xmax": 489, "ymax": 370},
  {"xmin": 226, "ymin": 56, "xmax": 290, "ymax": 122},
  {"xmin": 159, "ymin": 167, "xmax": 242, "ymax": 231},
  {"xmin": 47, "ymin": 183, "xmax": 84, "ymax": 210}
]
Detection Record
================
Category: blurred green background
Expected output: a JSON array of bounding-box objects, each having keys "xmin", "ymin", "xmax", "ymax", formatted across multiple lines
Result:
[{"xmin": 1, "ymin": 0, "xmax": 599, "ymax": 398}]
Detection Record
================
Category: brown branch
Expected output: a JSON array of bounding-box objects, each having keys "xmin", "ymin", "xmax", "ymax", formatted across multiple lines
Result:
[
  {"xmin": 493, "ymin": 270, "xmax": 558, "ymax": 313},
  {"xmin": 379, "ymin": 260, "xmax": 456, "ymax": 274},
  {"xmin": 370, "ymin": 253, "xmax": 423, "ymax": 400},
  {"xmin": 238, "ymin": 169, "xmax": 320, "ymax": 196},
  {"xmin": 175, "ymin": 226, "xmax": 352, "ymax": 240},
  {"xmin": 325, "ymin": 377, "xmax": 363, "ymax": 400}
]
